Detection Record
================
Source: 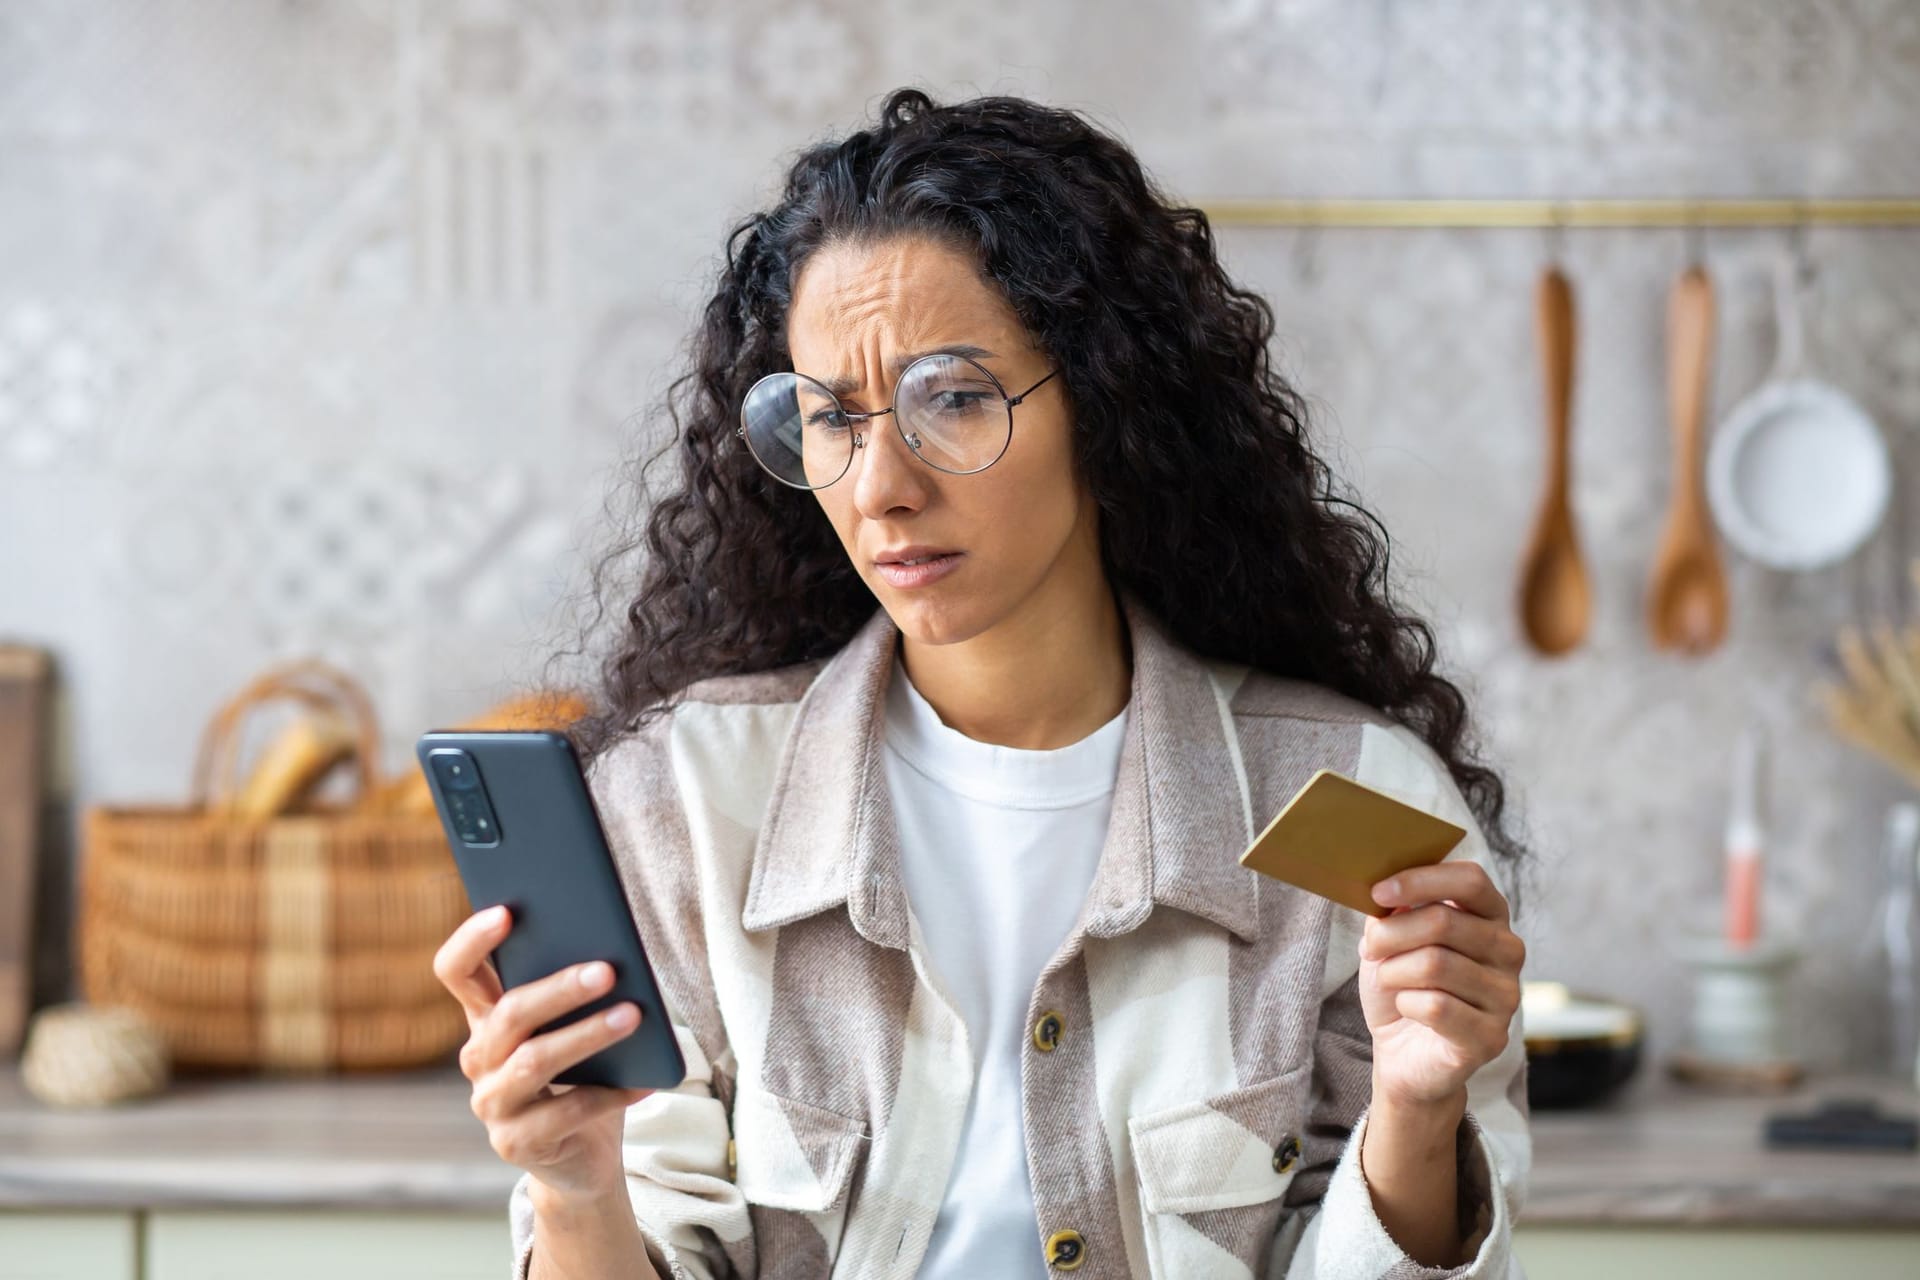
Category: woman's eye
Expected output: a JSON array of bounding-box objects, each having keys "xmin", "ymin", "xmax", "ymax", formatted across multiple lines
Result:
[
  {"xmin": 806, "ymin": 410, "xmax": 849, "ymax": 431},
  {"xmin": 930, "ymin": 390, "xmax": 991, "ymax": 413}
]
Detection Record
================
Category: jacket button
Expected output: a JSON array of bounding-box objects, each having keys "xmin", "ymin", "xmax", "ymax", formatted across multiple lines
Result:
[
  {"xmin": 1273, "ymin": 1133, "xmax": 1302, "ymax": 1174},
  {"xmin": 1032, "ymin": 1010, "xmax": 1064, "ymax": 1053},
  {"xmin": 1044, "ymin": 1228, "xmax": 1086, "ymax": 1270}
]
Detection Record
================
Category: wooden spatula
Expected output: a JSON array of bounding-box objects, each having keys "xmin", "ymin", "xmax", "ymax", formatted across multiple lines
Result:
[
  {"xmin": 1649, "ymin": 264, "xmax": 1730, "ymax": 653},
  {"xmin": 1518, "ymin": 264, "xmax": 1591, "ymax": 656}
]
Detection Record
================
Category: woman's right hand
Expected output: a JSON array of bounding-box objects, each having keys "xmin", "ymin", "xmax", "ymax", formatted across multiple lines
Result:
[{"xmin": 435, "ymin": 904, "xmax": 656, "ymax": 1199}]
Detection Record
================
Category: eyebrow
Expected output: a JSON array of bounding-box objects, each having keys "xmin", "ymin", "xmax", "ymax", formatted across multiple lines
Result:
[{"xmin": 816, "ymin": 344, "xmax": 1000, "ymax": 397}]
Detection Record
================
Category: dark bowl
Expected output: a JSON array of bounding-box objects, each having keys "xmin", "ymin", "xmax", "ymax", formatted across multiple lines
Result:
[{"xmin": 1522, "ymin": 980, "xmax": 1645, "ymax": 1110}]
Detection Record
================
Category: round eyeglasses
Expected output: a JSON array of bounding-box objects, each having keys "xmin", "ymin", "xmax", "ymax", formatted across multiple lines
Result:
[{"xmin": 736, "ymin": 353, "xmax": 1060, "ymax": 490}]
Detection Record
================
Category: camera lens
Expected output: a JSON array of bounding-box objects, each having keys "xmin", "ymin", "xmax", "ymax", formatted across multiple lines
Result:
[{"xmin": 432, "ymin": 750, "xmax": 481, "ymax": 791}]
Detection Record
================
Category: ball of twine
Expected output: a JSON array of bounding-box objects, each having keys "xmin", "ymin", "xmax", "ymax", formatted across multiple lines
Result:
[{"xmin": 21, "ymin": 1002, "xmax": 171, "ymax": 1107}]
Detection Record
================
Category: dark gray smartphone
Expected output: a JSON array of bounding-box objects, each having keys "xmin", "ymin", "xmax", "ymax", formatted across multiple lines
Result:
[{"xmin": 415, "ymin": 729, "xmax": 687, "ymax": 1090}]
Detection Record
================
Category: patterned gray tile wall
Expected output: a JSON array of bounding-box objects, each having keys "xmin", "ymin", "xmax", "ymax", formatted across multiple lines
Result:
[{"xmin": 3, "ymin": 0, "xmax": 1916, "ymax": 1071}]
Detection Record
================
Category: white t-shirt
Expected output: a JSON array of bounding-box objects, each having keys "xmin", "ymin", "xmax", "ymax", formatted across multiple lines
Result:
[{"xmin": 881, "ymin": 652, "xmax": 1129, "ymax": 1277}]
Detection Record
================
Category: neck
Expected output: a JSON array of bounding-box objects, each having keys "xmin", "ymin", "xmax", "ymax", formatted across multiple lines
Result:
[{"xmin": 894, "ymin": 576, "xmax": 1131, "ymax": 751}]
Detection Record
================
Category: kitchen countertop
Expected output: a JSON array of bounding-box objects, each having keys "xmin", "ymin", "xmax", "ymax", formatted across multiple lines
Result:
[
  {"xmin": 0, "ymin": 1061, "xmax": 515, "ymax": 1213},
  {"xmin": 2, "ymin": 1061, "xmax": 1918, "ymax": 1224},
  {"xmin": 1521, "ymin": 1066, "xmax": 1920, "ymax": 1226}
]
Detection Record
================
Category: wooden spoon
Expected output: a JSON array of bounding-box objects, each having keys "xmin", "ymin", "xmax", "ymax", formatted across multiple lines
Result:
[
  {"xmin": 1648, "ymin": 264, "xmax": 1730, "ymax": 653},
  {"xmin": 1518, "ymin": 265, "xmax": 1591, "ymax": 655}
]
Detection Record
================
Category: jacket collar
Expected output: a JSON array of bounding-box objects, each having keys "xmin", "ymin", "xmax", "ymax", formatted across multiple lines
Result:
[{"xmin": 741, "ymin": 585, "xmax": 1260, "ymax": 947}]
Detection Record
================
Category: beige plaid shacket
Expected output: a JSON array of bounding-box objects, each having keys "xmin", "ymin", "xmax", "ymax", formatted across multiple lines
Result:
[{"xmin": 509, "ymin": 586, "xmax": 1531, "ymax": 1279}]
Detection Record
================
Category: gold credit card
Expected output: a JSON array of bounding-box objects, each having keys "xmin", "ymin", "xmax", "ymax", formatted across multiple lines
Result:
[{"xmin": 1238, "ymin": 769, "xmax": 1467, "ymax": 918}]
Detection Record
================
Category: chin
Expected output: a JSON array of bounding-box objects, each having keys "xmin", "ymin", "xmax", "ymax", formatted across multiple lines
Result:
[{"xmin": 874, "ymin": 586, "xmax": 996, "ymax": 648}]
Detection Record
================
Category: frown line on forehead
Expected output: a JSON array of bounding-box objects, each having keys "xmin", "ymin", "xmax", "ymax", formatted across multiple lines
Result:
[{"xmin": 815, "ymin": 343, "xmax": 1001, "ymax": 397}]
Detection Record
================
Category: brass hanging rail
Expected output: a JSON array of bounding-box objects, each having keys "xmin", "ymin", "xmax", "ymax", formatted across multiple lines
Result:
[{"xmin": 1197, "ymin": 198, "xmax": 1920, "ymax": 228}]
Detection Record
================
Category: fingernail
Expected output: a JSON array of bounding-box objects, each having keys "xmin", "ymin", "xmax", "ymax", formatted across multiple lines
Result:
[
  {"xmin": 1372, "ymin": 878, "xmax": 1399, "ymax": 904},
  {"xmin": 605, "ymin": 1004, "xmax": 637, "ymax": 1029},
  {"xmin": 485, "ymin": 905, "xmax": 508, "ymax": 927},
  {"xmin": 579, "ymin": 962, "xmax": 610, "ymax": 987}
]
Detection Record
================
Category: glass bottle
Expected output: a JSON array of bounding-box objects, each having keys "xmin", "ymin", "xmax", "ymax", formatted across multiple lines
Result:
[{"xmin": 1869, "ymin": 802, "xmax": 1920, "ymax": 1085}]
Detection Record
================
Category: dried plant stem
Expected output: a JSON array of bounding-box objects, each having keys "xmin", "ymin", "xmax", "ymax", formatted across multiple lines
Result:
[{"xmin": 1819, "ymin": 576, "xmax": 1920, "ymax": 790}]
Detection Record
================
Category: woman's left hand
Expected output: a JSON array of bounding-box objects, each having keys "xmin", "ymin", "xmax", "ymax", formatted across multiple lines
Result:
[{"xmin": 1357, "ymin": 860, "xmax": 1526, "ymax": 1110}]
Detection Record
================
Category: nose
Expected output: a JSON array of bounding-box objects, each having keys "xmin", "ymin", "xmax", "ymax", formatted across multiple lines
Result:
[{"xmin": 850, "ymin": 411, "xmax": 932, "ymax": 516}]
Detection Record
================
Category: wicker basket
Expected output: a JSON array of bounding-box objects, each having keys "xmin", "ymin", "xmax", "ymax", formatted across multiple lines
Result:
[{"xmin": 77, "ymin": 659, "xmax": 470, "ymax": 1073}]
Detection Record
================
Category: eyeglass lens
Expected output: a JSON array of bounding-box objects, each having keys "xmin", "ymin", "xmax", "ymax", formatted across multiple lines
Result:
[{"xmin": 740, "ymin": 353, "xmax": 1013, "ymax": 489}]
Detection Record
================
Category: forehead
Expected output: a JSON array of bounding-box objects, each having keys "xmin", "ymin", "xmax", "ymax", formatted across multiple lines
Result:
[{"xmin": 785, "ymin": 236, "xmax": 1024, "ymax": 381}]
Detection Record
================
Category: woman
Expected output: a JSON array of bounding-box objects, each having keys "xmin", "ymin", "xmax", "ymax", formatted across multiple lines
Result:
[{"xmin": 436, "ymin": 88, "xmax": 1533, "ymax": 1280}]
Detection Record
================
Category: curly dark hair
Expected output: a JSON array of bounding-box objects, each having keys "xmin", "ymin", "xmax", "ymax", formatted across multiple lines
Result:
[{"xmin": 543, "ymin": 86, "xmax": 1536, "ymax": 918}]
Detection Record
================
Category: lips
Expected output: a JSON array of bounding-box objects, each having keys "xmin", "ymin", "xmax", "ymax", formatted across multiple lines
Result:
[
  {"xmin": 873, "ymin": 547, "xmax": 965, "ymax": 589},
  {"xmin": 875, "ymin": 546, "xmax": 960, "ymax": 565}
]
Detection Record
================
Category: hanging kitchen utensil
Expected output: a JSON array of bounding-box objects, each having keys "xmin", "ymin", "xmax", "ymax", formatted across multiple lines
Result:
[
  {"xmin": 1707, "ymin": 244, "xmax": 1891, "ymax": 571},
  {"xmin": 1649, "ymin": 258, "xmax": 1732, "ymax": 653},
  {"xmin": 1518, "ymin": 262, "xmax": 1592, "ymax": 655}
]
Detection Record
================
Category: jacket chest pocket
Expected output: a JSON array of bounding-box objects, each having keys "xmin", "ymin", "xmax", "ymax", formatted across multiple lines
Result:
[
  {"xmin": 729, "ymin": 1084, "xmax": 870, "ymax": 1265},
  {"xmin": 1127, "ymin": 1058, "xmax": 1313, "ymax": 1276}
]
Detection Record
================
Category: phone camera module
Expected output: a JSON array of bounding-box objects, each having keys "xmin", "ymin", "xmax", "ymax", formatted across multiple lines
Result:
[{"xmin": 429, "ymin": 748, "xmax": 501, "ymax": 847}]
